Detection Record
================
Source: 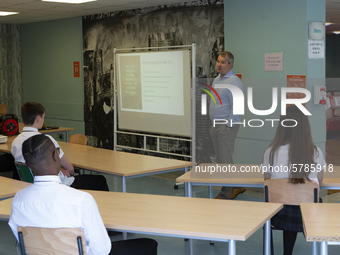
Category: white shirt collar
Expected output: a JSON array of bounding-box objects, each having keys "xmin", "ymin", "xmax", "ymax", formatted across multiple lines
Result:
[
  {"xmin": 34, "ymin": 175, "xmax": 62, "ymax": 184},
  {"xmin": 22, "ymin": 126, "xmax": 39, "ymax": 132},
  {"xmin": 220, "ymin": 69, "xmax": 234, "ymax": 79}
]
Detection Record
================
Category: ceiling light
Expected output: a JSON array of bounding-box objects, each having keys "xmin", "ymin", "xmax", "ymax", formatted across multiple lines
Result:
[
  {"xmin": 41, "ymin": 0, "xmax": 97, "ymax": 3},
  {"xmin": 0, "ymin": 11, "xmax": 19, "ymax": 16},
  {"xmin": 325, "ymin": 23, "xmax": 332, "ymax": 26},
  {"xmin": 333, "ymin": 31, "xmax": 340, "ymax": 34}
]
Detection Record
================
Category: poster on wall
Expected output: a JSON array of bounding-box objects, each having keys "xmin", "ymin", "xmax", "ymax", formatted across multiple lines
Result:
[
  {"xmin": 286, "ymin": 75, "xmax": 306, "ymax": 101},
  {"xmin": 264, "ymin": 52, "xmax": 283, "ymax": 71},
  {"xmin": 74, "ymin": 61, "xmax": 80, "ymax": 77}
]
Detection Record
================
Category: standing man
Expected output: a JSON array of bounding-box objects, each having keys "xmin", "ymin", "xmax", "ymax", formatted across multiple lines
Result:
[{"xmin": 209, "ymin": 51, "xmax": 245, "ymax": 199}]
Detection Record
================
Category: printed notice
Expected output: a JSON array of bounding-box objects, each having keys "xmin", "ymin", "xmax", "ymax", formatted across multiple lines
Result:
[
  {"xmin": 265, "ymin": 52, "xmax": 283, "ymax": 71},
  {"xmin": 308, "ymin": 40, "xmax": 324, "ymax": 59}
]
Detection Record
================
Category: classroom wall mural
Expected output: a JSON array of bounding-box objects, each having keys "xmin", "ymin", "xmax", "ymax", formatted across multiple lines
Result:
[
  {"xmin": 0, "ymin": 24, "xmax": 22, "ymax": 119},
  {"xmin": 82, "ymin": 0, "xmax": 224, "ymax": 163}
]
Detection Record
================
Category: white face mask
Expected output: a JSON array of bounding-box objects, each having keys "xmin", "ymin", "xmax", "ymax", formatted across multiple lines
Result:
[{"xmin": 103, "ymin": 102, "xmax": 111, "ymax": 114}]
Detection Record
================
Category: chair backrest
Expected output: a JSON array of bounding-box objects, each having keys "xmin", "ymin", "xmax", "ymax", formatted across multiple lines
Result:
[
  {"xmin": 18, "ymin": 226, "xmax": 86, "ymax": 255},
  {"xmin": 0, "ymin": 104, "xmax": 8, "ymax": 115},
  {"xmin": 15, "ymin": 162, "xmax": 34, "ymax": 183},
  {"xmin": 69, "ymin": 134, "xmax": 87, "ymax": 145},
  {"xmin": 264, "ymin": 178, "xmax": 319, "ymax": 205}
]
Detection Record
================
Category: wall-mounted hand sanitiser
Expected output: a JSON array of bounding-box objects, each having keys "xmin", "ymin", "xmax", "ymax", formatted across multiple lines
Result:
[{"xmin": 314, "ymin": 86, "xmax": 326, "ymax": 105}]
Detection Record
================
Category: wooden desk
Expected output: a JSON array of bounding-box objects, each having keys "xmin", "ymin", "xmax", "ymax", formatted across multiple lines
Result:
[
  {"xmin": 0, "ymin": 140, "xmax": 192, "ymax": 193},
  {"xmin": 58, "ymin": 141, "xmax": 192, "ymax": 192},
  {"xmin": 0, "ymin": 176, "xmax": 30, "ymax": 199},
  {"xmin": 301, "ymin": 203, "xmax": 340, "ymax": 255},
  {"xmin": 0, "ymin": 191, "xmax": 283, "ymax": 255},
  {"xmin": 18, "ymin": 123, "xmax": 74, "ymax": 142},
  {"xmin": 0, "ymin": 140, "xmax": 12, "ymax": 153},
  {"xmin": 40, "ymin": 127, "xmax": 73, "ymax": 142},
  {"xmin": 176, "ymin": 164, "xmax": 340, "ymax": 198},
  {"xmin": 0, "ymin": 124, "xmax": 73, "ymax": 143}
]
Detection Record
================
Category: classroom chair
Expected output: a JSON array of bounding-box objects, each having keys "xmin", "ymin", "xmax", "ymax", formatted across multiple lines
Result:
[
  {"xmin": 18, "ymin": 226, "xmax": 86, "ymax": 255},
  {"xmin": 15, "ymin": 162, "xmax": 34, "ymax": 183},
  {"xmin": 0, "ymin": 104, "xmax": 8, "ymax": 115},
  {"xmin": 69, "ymin": 134, "xmax": 88, "ymax": 175},
  {"xmin": 263, "ymin": 178, "xmax": 319, "ymax": 255},
  {"xmin": 69, "ymin": 134, "xmax": 87, "ymax": 145}
]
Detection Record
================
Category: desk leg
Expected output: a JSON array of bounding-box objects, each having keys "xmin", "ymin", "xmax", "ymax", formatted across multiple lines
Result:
[
  {"xmin": 209, "ymin": 186, "xmax": 213, "ymax": 199},
  {"xmin": 320, "ymin": 241, "xmax": 327, "ymax": 255},
  {"xmin": 208, "ymin": 186, "xmax": 214, "ymax": 244},
  {"xmin": 229, "ymin": 240, "xmax": 236, "ymax": 255},
  {"xmin": 184, "ymin": 167, "xmax": 188, "ymax": 197},
  {"xmin": 184, "ymin": 166, "xmax": 188, "ymax": 174},
  {"xmin": 188, "ymin": 183, "xmax": 192, "ymax": 198},
  {"xmin": 313, "ymin": 241, "xmax": 318, "ymax": 255},
  {"xmin": 122, "ymin": 177, "xmax": 126, "ymax": 193},
  {"xmin": 121, "ymin": 177, "xmax": 127, "ymax": 240},
  {"xmin": 189, "ymin": 239, "xmax": 193, "ymax": 255},
  {"xmin": 264, "ymin": 219, "xmax": 271, "ymax": 255},
  {"xmin": 187, "ymin": 183, "xmax": 193, "ymax": 254}
]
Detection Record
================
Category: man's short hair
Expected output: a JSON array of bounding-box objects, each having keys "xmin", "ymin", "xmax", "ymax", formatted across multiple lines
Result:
[
  {"xmin": 21, "ymin": 102, "xmax": 45, "ymax": 125},
  {"xmin": 22, "ymin": 134, "xmax": 54, "ymax": 168},
  {"xmin": 219, "ymin": 51, "xmax": 234, "ymax": 64}
]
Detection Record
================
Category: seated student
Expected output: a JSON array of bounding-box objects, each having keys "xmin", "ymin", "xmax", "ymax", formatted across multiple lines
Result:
[
  {"xmin": 9, "ymin": 134, "xmax": 158, "ymax": 255},
  {"xmin": 262, "ymin": 105, "xmax": 325, "ymax": 255},
  {"xmin": 11, "ymin": 102, "xmax": 109, "ymax": 191}
]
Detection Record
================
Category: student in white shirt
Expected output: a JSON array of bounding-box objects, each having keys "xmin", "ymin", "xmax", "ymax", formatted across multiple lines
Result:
[
  {"xmin": 262, "ymin": 105, "xmax": 325, "ymax": 255},
  {"xmin": 9, "ymin": 134, "xmax": 158, "ymax": 255},
  {"xmin": 12, "ymin": 101, "xmax": 109, "ymax": 190}
]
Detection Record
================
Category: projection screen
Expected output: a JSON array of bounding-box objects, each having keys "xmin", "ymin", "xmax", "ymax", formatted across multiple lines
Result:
[{"xmin": 116, "ymin": 49, "xmax": 192, "ymax": 137}]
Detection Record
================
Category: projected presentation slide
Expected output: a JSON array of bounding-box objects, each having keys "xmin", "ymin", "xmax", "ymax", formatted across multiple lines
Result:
[
  {"xmin": 118, "ymin": 51, "xmax": 184, "ymax": 116},
  {"xmin": 116, "ymin": 49, "xmax": 191, "ymax": 137}
]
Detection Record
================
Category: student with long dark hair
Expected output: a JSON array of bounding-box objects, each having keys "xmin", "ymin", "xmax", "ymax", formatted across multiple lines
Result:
[{"xmin": 262, "ymin": 105, "xmax": 326, "ymax": 255}]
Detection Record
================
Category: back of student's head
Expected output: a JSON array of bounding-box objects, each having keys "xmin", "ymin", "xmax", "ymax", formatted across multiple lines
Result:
[
  {"xmin": 21, "ymin": 102, "xmax": 45, "ymax": 125},
  {"xmin": 22, "ymin": 134, "xmax": 54, "ymax": 173},
  {"xmin": 268, "ymin": 105, "xmax": 316, "ymax": 183},
  {"xmin": 277, "ymin": 105, "xmax": 312, "ymax": 144}
]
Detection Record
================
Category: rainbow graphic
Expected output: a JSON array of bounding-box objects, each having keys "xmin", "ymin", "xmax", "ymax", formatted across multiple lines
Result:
[{"xmin": 197, "ymin": 82, "xmax": 222, "ymax": 106}]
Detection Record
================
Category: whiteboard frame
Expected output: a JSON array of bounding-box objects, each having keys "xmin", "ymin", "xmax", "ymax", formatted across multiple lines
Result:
[{"xmin": 113, "ymin": 44, "xmax": 196, "ymax": 163}]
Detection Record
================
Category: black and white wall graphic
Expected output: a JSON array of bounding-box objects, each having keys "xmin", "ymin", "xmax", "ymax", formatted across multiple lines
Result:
[{"xmin": 83, "ymin": 0, "xmax": 224, "ymax": 163}]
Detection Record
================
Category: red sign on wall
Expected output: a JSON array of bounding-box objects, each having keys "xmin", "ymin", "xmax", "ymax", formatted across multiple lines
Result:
[
  {"xmin": 74, "ymin": 61, "xmax": 80, "ymax": 77},
  {"xmin": 286, "ymin": 75, "xmax": 306, "ymax": 99}
]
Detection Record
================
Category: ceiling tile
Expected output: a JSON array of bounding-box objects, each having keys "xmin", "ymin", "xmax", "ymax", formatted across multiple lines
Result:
[{"xmin": 0, "ymin": 0, "xmax": 335, "ymax": 32}]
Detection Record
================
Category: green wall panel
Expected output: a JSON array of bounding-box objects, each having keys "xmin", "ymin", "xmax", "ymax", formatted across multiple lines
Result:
[
  {"xmin": 224, "ymin": 0, "xmax": 326, "ymax": 163},
  {"xmin": 21, "ymin": 17, "xmax": 84, "ymax": 131}
]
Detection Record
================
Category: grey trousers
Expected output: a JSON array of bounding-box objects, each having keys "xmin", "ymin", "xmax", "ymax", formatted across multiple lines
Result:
[{"xmin": 209, "ymin": 124, "xmax": 240, "ymax": 199}]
